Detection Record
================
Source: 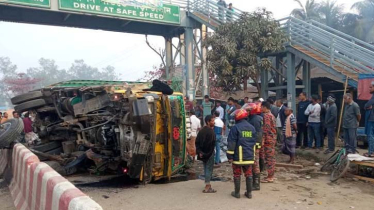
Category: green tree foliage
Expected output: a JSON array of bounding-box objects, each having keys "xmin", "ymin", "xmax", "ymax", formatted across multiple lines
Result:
[
  {"xmin": 27, "ymin": 58, "xmax": 69, "ymax": 88},
  {"xmin": 0, "ymin": 57, "xmax": 17, "ymax": 106},
  {"xmin": 291, "ymin": 0, "xmax": 320, "ymax": 20},
  {"xmin": 68, "ymin": 60, "xmax": 119, "ymax": 81},
  {"xmin": 318, "ymin": 0, "xmax": 344, "ymax": 29},
  {"xmin": 351, "ymin": 0, "xmax": 374, "ymax": 42},
  {"xmin": 206, "ymin": 9, "xmax": 287, "ymax": 95}
]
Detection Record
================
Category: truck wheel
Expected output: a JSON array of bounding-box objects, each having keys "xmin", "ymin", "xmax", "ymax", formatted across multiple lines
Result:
[
  {"xmin": 11, "ymin": 91, "xmax": 44, "ymax": 105},
  {"xmin": 0, "ymin": 119, "xmax": 24, "ymax": 148},
  {"xmin": 14, "ymin": 99, "xmax": 47, "ymax": 113}
]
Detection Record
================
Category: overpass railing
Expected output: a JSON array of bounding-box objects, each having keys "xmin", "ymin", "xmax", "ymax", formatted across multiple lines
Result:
[
  {"xmin": 279, "ymin": 16, "xmax": 374, "ymax": 76},
  {"xmin": 187, "ymin": 0, "xmax": 242, "ymax": 25}
]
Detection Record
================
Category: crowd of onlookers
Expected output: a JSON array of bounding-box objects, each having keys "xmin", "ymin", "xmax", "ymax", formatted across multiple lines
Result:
[
  {"xmin": 185, "ymin": 91, "xmax": 364, "ymax": 198},
  {"xmin": 0, "ymin": 111, "xmax": 40, "ymax": 145}
]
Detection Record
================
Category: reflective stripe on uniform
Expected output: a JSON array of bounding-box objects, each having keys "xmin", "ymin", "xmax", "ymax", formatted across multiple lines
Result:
[
  {"xmin": 233, "ymin": 160, "xmax": 254, "ymax": 165},
  {"xmin": 239, "ymin": 146, "xmax": 243, "ymax": 162},
  {"xmin": 227, "ymin": 151, "xmax": 235, "ymax": 155}
]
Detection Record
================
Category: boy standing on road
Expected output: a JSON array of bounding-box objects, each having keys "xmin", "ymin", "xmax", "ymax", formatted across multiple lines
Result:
[
  {"xmin": 324, "ymin": 95, "xmax": 338, "ymax": 154},
  {"xmin": 342, "ymin": 93, "xmax": 361, "ymax": 154},
  {"xmin": 196, "ymin": 115, "xmax": 217, "ymax": 193},
  {"xmin": 227, "ymin": 109, "xmax": 257, "ymax": 199}
]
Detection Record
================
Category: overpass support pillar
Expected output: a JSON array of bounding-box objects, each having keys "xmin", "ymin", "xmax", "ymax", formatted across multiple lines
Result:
[
  {"xmin": 165, "ymin": 37, "xmax": 173, "ymax": 79},
  {"xmin": 260, "ymin": 68, "xmax": 268, "ymax": 99},
  {"xmin": 287, "ymin": 52, "xmax": 296, "ymax": 109},
  {"xmin": 201, "ymin": 25, "xmax": 208, "ymax": 96},
  {"xmin": 303, "ymin": 61, "xmax": 311, "ymax": 98},
  {"xmin": 185, "ymin": 27, "xmax": 195, "ymax": 100},
  {"xmin": 180, "ymin": 34, "xmax": 186, "ymax": 96},
  {"xmin": 275, "ymin": 57, "xmax": 283, "ymax": 98}
]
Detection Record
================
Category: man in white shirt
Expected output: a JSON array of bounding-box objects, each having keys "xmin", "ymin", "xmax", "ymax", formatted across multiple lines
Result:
[
  {"xmin": 189, "ymin": 110, "xmax": 201, "ymax": 161},
  {"xmin": 214, "ymin": 111, "xmax": 224, "ymax": 165},
  {"xmin": 276, "ymin": 100, "xmax": 286, "ymax": 144},
  {"xmin": 304, "ymin": 95, "xmax": 322, "ymax": 152},
  {"xmin": 216, "ymin": 102, "xmax": 224, "ymax": 120}
]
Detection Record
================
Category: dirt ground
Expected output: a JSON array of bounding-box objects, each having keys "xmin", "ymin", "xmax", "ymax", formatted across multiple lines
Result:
[
  {"xmin": 1, "ymin": 148, "xmax": 374, "ymax": 210},
  {"xmin": 79, "ymin": 150, "xmax": 374, "ymax": 210},
  {"xmin": 0, "ymin": 179, "xmax": 15, "ymax": 210}
]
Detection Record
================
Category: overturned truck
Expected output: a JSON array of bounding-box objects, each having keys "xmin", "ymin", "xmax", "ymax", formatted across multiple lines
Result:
[{"xmin": 7, "ymin": 80, "xmax": 186, "ymax": 182}]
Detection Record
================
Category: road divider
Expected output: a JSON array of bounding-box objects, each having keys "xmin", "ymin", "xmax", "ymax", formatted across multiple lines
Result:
[{"xmin": 5, "ymin": 143, "xmax": 103, "ymax": 210}]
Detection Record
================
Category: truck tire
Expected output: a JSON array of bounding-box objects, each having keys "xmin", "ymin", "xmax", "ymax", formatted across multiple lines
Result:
[
  {"xmin": 0, "ymin": 119, "xmax": 24, "ymax": 148},
  {"xmin": 14, "ymin": 99, "xmax": 47, "ymax": 113},
  {"xmin": 11, "ymin": 91, "xmax": 44, "ymax": 105}
]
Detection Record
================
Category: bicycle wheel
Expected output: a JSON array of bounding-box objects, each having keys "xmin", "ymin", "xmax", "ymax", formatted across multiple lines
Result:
[
  {"xmin": 330, "ymin": 155, "xmax": 350, "ymax": 182},
  {"xmin": 320, "ymin": 150, "xmax": 340, "ymax": 172}
]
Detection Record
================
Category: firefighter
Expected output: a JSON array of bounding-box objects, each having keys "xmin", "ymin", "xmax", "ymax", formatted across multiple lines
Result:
[
  {"xmin": 227, "ymin": 109, "xmax": 257, "ymax": 199},
  {"xmin": 245, "ymin": 103, "xmax": 263, "ymax": 191}
]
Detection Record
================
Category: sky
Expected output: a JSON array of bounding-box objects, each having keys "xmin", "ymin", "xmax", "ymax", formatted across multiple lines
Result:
[{"xmin": 0, "ymin": 0, "xmax": 358, "ymax": 81}]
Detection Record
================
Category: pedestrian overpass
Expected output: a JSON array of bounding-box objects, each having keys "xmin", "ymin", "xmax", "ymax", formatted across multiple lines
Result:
[{"xmin": 1, "ymin": 0, "xmax": 374, "ymax": 108}]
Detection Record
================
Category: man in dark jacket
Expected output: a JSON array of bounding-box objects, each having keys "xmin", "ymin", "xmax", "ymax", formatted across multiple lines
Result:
[
  {"xmin": 267, "ymin": 98, "xmax": 279, "ymax": 118},
  {"xmin": 297, "ymin": 92, "xmax": 310, "ymax": 149},
  {"xmin": 196, "ymin": 115, "xmax": 217, "ymax": 193},
  {"xmin": 324, "ymin": 95, "xmax": 338, "ymax": 154},
  {"xmin": 246, "ymin": 103, "xmax": 263, "ymax": 191},
  {"xmin": 227, "ymin": 109, "xmax": 257, "ymax": 199},
  {"xmin": 364, "ymin": 82, "xmax": 374, "ymax": 157},
  {"xmin": 276, "ymin": 100, "xmax": 286, "ymax": 144}
]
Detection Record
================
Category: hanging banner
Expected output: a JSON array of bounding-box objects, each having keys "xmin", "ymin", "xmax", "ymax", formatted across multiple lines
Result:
[
  {"xmin": 58, "ymin": 0, "xmax": 180, "ymax": 24},
  {"xmin": 0, "ymin": 0, "xmax": 50, "ymax": 8},
  {"xmin": 358, "ymin": 74, "xmax": 374, "ymax": 101}
]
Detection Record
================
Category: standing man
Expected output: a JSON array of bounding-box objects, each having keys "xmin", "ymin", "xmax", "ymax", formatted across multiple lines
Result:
[
  {"xmin": 260, "ymin": 102, "xmax": 277, "ymax": 183},
  {"xmin": 215, "ymin": 102, "xmax": 224, "ymax": 120},
  {"xmin": 225, "ymin": 97, "xmax": 236, "ymax": 135},
  {"xmin": 297, "ymin": 92, "xmax": 310, "ymax": 149},
  {"xmin": 188, "ymin": 110, "xmax": 201, "ymax": 161},
  {"xmin": 319, "ymin": 95, "xmax": 327, "ymax": 148},
  {"xmin": 324, "ymin": 95, "xmax": 338, "ymax": 154},
  {"xmin": 217, "ymin": 0, "xmax": 227, "ymax": 22},
  {"xmin": 184, "ymin": 96, "xmax": 194, "ymax": 114},
  {"xmin": 342, "ymin": 93, "xmax": 361, "ymax": 154},
  {"xmin": 275, "ymin": 100, "xmax": 286, "ymax": 144},
  {"xmin": 214, "ymin": 111, "xmax": 224, "ymax": 166},
  {"xmin": 305, "ymin": 95, "xmax": 322, "ymax": 152},
  {"xmin": 13, "ymin": 111, "xmax": 20, "ymax": 119},
  {"xmin": 201, "ymin": 95, "xmax": 213, "ymax": 124},
  {"xmin": 227, "ymin": 109, "xmax": 256, "ymax": 199},
  {"xmin": 246, "ymin": 103, "xmax": 263, "ymax": 191},
  {"xmin": 282, "ymin": 108, "xmax": 297, "ymax": 163},
  {"xmin": 226, "ymin": 3, "xmax": 234, "ymax": 22},
  {"xmin": 267, "ymin": 98, "xmax": 279, "ymax": 118},
  {"xmin": 1, "ymin": 112, "xmax": 9, "ymax": 123},
  {"xmin": 364, "ymin": 82, "xmax": 374, "ymax": 157},
  {"xmin": 196, "ymin": 115, "xmax": 217, "ymax": 193},
  {"xmin": 240, "ymin": 97, "xmax": 249, "ymax": 106}
]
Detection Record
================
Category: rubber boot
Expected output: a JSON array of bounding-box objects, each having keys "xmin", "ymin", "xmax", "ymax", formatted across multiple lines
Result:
[
  {"xmin": 231, "ymin": 177, "xmax": 240, "ymax": 198},
  {"xmin": 259, "ymin": 158, "xmax": 265, "ymax": 172},
  {"xmin": 253, "ymin": 174, "xmax": 260, "ymax": 191},
  {"xmin": 245, "ymin": 177, "xmax": 253, "ymax": 199}
]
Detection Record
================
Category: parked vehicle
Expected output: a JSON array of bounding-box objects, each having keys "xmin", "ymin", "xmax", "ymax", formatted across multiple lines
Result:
[{"xmin": 4, "ymin": 80, "xmax": 187, "ymax": 182}]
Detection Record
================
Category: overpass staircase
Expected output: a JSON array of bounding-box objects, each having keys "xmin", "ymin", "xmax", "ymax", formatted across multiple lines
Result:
[{"xmin": 185, "ymin": 0, "xmax": 374, "ymax": 89}]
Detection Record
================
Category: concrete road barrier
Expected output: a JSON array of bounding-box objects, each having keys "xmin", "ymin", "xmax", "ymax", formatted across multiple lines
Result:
[
  {"xmin": 0, "ymin": 149, "xmax": 10, "ymax": 177},
  {"xmin": 4, "ymin": 143, "xmax": 103, "ymax": 210}
]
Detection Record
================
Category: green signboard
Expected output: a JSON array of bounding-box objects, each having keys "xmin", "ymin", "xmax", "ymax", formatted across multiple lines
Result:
[
  {"xmin": 0, "ymin": 0, "xmax": 50, "ymax": 8},
  {"xmin": 58, "ymin": 0, "xmax": 181, "ymax": 25}
]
